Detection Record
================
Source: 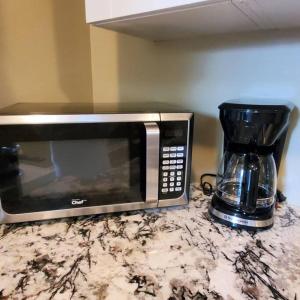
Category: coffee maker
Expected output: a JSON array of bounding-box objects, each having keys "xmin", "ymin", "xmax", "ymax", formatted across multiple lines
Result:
[{"xmin": 209, "ymin": 100, "xmax": 294, "ymax": 230}]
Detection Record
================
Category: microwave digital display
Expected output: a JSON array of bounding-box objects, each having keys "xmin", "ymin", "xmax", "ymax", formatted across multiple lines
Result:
[{"xmin": 164, "ymin": 128, "xmax": 184, "ymax": 138}]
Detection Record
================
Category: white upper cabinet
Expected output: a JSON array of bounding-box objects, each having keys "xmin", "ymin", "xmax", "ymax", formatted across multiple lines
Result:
[
  {"xmin": 85, "ymin": 0, "xmax": 300, "ymax": 41},
  {"xmin": 233, "ymin": 0, "xmax": 300, "ymax": 29},
  {"xmin": 85, "ymin": 1, "xmax": 112, "ymax": 24},
  {"xmin": 111, "ymin": 0, "xmax": 211, "ymax": 20},
  {"xmin": 85, "ymin": 0, "xmax": 216, "ymax": 23}
]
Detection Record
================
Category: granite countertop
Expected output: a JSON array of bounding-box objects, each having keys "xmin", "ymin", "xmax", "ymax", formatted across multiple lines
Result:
[{"xmin": 1, "ymin": 185, "xmax": 300, "ymax": 300}]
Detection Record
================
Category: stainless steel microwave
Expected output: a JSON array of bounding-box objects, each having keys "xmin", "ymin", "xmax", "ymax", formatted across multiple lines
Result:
[{"xmin": 0, "ymin": 103, "xmax": 193, "ymax": 223}]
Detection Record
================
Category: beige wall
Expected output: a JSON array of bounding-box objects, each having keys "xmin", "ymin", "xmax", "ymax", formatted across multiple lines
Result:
[
  {"xmin": 90, "ymin": 27, "xmax": 300, "ymax": 204},
  {"xmin": 89, "ymin": 27, "xmax": 225, "ymax": 188},
  {"xmin": 0, "ymin": 0, "xmax": 93, "ymax": 108},
  {"xmin": 152, "ymin": 30, "xmax": 300, "ymax": 187},
  {"xmin": 90, "ymin": 26, "xmax": 158, "ymax": 103}
]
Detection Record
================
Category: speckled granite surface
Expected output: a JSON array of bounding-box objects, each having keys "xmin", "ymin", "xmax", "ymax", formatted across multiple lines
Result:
[{"xmin": 0, "ymin": 185, "xmax": 300, "ymax": 300}]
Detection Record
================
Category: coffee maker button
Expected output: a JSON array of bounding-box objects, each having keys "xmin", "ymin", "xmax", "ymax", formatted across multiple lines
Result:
[
  {"xmin": 162, "ymin": 183, "xmax": 168, "ymax": 188},
  {"xmin": 170, "ymin": 177, "xmax": 175, "ymax": 182},
  {"xmin": 176, "ymin": 182, "xmax": 181, "ymax": 186},
  {"xmin": 170, "ymin": 182, "xmax": 175, "ymax": 187},
  {"xmin": 163, "ymin": 153, "xmax": 170, "ymax": 158},
  {"xmin": 175, "ymin": 187, "xmax": 182, "ymax": 192},
  {"xmin": 170, "ymin": 153, "xmax": 177, "ymax": 158},
  {"xmin": 177, "ymin": 176, "xmax": 182, "ymax": 181},
  {"xmin": 163, "ymin": 178, "xmax": 168, "ymax": 182},
  {"xmin": 177, "ymin": 146, "xmax": 184, "ymax": 151},
  {"xmin": 163, "ymin": 172, "xmax": 168, "ymax": 176},
  {"xmin": 170, "ymin": 165, "xmax": 176, "ymax": 170},
  {"xmin": 163, "ymin": 147, "xmax": 170, "ymax": 152},
  {"xmin": 176, "ymin": 153, "xmax": 184, "ymax": 158},
  {"xmin": 170, "ymin": 160, "xmax": 177, "ymax": 164},
  {"xmin": 177, "ymin": 171, "xmax": 182, "ymax": 176},
  {"xmin": 176, "ymin": 165, "xmax": 183, "ymax": 169},
  {"xmin": 162, "ymin": 160, "xmax": 170, "ymax": 165},
  {"xmin": 162, "ymin": 166, "xmax": 170, "ymax": 170},
  {"xmin": 170, "ymin": 147, "xmax": 177, "ymax": 151},
  {"xmin": 169, "ymin": 187, "xmax": 174, "ymax": 192},
  {"xmin": 177, "ymin": 159, "xmax": 183, "ymax": 164},
  {"xmin": 170, "ymin": 171, "xmax": 175, "ymax": 176},
  {"xmin": 161, "ymin": 188, "xmax": 168, "ymax": 193}
]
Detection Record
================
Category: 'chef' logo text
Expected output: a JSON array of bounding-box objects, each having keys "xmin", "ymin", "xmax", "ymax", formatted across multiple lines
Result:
[{"xmin": 71, "ymin": 199, "xmax": 87, "ymax": 205}]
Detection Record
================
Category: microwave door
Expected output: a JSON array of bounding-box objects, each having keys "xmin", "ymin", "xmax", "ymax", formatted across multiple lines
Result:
[{"xmin": 0, "ymin": 121, "xmax": 160, "ymax": 221}]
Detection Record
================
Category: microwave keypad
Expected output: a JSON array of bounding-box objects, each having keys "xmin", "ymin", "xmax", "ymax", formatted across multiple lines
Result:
[{"xmin": 159, "ymin": 145, "xmax": 185, "ymax": 197}]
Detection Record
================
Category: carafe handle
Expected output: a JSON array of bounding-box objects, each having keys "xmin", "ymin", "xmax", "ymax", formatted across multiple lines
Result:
[{"xmin": 241, "ymin": 153, "xmax": 260, "ymax": 214}]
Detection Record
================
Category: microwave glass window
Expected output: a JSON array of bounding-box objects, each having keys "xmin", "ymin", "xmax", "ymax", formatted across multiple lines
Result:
[
  {"xmin": 18, "ymin": 139, "xmax": 131, "ymax": 199},
  {"xmin": 0, "ymin": 122, "xmax": 145, "ymax": 214}
]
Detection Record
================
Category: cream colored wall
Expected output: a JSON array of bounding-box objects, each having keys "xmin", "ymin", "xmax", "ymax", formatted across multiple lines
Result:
[
  {"xmin": 90, "ymin": 28, "xmax": 300, "ymax": 204},
  {"xmin": 90, "ymin": 27, "xmax": 224, "ymax": 188},
  {"xmin": 0, "ymin": 0, "xmax": 93, "ymax": 108},
  {"xmin": 152, "ymin": 30, "xmax": 300, "ymax": 204},
  {"xmin": 90, "ymin": 27, "xmax": 158, "ymax": 103}
]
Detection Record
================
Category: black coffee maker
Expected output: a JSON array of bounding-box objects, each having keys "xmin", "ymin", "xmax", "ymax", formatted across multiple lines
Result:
[{"xmin": 209, "ymin": 100, "xmax": 294, "ymax": 230}]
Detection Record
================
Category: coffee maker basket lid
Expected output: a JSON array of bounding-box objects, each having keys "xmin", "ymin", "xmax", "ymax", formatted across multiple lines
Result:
[
  {"xmin": 219, "ymin": 99, "xmax": 294, "ymax": 112},
  {"xmin": 218, "ymin": 99, "xmax": 294, "ymax": 146}
]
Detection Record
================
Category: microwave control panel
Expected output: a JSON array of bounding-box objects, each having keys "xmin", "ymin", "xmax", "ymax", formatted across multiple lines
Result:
[{"xmin": 159, "ymin": 121, "xmax": 189, "ymax": 200}]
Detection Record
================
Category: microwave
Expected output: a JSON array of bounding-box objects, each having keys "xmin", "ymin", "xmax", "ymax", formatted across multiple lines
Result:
[{"xmin": 0, "ymin": 103, "xmax": 193, "ymax": 223}]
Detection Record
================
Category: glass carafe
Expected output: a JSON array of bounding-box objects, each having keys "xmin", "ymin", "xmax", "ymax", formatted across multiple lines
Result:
[{"xmin": 216, "ymin": 151, "xmax": 277, "ymax": 213}]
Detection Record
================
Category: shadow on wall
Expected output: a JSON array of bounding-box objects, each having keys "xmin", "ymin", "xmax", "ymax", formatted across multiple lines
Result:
[
  {"xmin": 114, "ymin": 33, "xmax": 158, "ymax": 103},
  {"xmin": 284, "ymin": 105, "xmax": 299, "ymax": 151},
  {"xmin": 0, "ymin": 3, "xmax": 16, "ymax": 108},
  {"xmin": 51, "ymin": 0, "xmax": 93, "ymax": 102},
  {"xmin": 278, "ymin": 105, "xmax": 299, "ymax": 188},
  {"xmin": 288, "ymin": 106, "xmax": 299, "ymax": 145},
  {"xmin": 161, "ymin": 28, "xmax": 300, "ymax": 51},
  {"xmin": 192, "ymin": 113, "xmax": 222, "ymax": 180},
  {"xmin": 0, "ymin": 0, "xmax": 93, "ymax": 107}
]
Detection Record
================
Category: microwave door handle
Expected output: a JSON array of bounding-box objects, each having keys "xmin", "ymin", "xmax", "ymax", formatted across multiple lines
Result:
[{"xmin": 144, "ymin": 122, "xmax": 160, "ymax": 204}]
